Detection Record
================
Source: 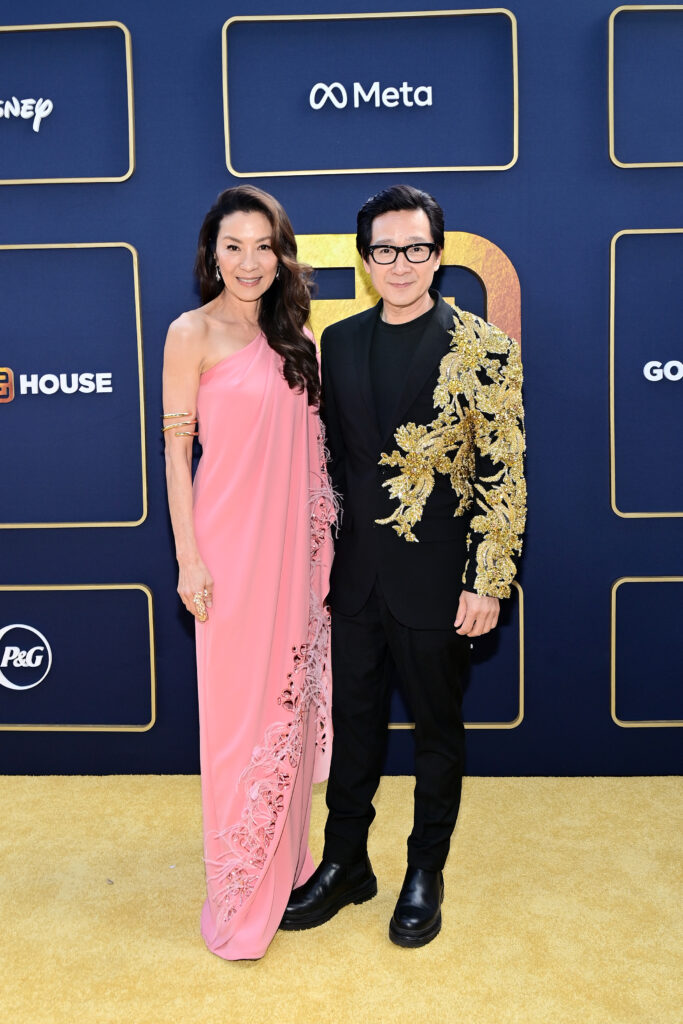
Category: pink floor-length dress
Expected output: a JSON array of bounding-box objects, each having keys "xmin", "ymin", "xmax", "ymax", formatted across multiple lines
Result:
[{"xmin": 192, "ymin": 330, "xmax": 335, "ymax": 961}]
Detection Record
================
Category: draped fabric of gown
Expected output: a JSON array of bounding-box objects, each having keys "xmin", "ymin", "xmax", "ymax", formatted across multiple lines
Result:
[{"xmin": 193, "ymin": 330, "xmax": 335, "ymax": 961}]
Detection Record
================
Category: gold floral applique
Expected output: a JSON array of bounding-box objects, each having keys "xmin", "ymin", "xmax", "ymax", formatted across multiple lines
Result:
[{"xmin": 375, "ymin": 307, "xmax": 526, "ymax": 598}]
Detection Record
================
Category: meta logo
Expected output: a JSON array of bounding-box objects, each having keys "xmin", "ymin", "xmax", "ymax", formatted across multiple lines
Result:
[
  {"xmin": 309, "ymin": 81, "xmax": 433, "ymax": 111},
  {"xmin": 0, "ymin": 367, "xmax": 14, "ymax": 403},
  {"xmin": 0, "ymin": 96, "xmax": 53, "ymax": 133},
  {"xmin": 0, "ymin": 623, "xmax": 52, "ymax": 691},
  {"xmin": 0, "ymin": 367, "xmax": 114, "ymax": 400},
  {"xmin": 643, "ymin": 360, "xmax": 683, "ymax": 382}
]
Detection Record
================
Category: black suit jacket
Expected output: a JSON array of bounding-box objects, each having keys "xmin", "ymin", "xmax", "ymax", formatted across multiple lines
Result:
[{"xmin": 321, "ymin": 293, "xmax": 525, "ymax": 629}]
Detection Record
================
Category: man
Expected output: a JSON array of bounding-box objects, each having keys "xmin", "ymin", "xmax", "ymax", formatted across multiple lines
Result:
[{"xmin": 281, "ymin": 185, "xmax": 525, "ymax": 947}]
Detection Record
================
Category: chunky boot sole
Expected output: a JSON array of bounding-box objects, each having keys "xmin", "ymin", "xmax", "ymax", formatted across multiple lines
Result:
[
  {"xmin": 388, "ymin": 910, "xmax": 442, "ymax": 948},
  {"xmin": 279, "ymin": 874, "xmax": 378, "ymax": 931}
]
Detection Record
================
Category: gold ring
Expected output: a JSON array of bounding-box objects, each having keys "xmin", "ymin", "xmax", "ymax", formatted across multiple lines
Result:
[{"xmin": 192, "ymin": 592, "xmax": 208, "ymax": 622}]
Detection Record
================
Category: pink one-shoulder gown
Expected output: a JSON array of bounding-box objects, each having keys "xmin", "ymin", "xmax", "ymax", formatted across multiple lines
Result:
[{"xmin": 193, "ymin": 331, "xmax": 335, "ymax": 960}]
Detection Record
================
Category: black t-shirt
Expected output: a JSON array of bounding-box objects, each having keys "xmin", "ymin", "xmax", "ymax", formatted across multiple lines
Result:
[{"xmin": 370, "ymin": 303, "xmax": 436, "ymax": 438}]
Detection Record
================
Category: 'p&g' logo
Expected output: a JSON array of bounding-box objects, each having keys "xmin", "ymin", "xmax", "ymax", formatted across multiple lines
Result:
[{"xmin": 0, "ymin": 623, "xmax": 52, "ymax": 690}]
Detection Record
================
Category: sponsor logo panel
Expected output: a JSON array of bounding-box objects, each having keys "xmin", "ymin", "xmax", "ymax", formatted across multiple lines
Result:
[
  {"xmin": 611, "ymin": 230, "xmax": 683, "ymax": 516},
  {"xmin": 609, "ymin": 7, "xmax": 683, "ymax": 168},
  {"xmin": 223, "ymin": 11, "xmax": 517, "ymax": 175},
  {"xmin": 0, "ymin": 244, "xmax": 145, "ymax": 527},
  {"xmin": 0, "ymin": 23, "xmax": 133, "ymax": 184},
  {"xmin": 611, "ymin": 579, "xmax": 683, "ymax": 727},
  {"xmin": 0, "ymin": 586, "xmax": 155, "ymax": 731}
]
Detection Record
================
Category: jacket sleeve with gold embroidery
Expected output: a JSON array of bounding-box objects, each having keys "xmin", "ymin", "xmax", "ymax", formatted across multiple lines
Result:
[
  {"xmin": 457, "ymin": 314, "xmax": 526, "ymax": 598},
  {"xmin": 376, "ymin": 308, "xmax": 526, "ymax": 599}
]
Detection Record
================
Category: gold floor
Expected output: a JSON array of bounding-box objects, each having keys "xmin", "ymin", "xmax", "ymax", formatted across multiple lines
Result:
[{"xmin": 1, "ymin": 776, "xmax": 680, "ymax": 1024}]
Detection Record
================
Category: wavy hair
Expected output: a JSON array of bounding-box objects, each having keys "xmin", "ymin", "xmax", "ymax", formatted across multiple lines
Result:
[{"xmin": 194, "ymin": 186, "xmax": 319, "ymax": 406}]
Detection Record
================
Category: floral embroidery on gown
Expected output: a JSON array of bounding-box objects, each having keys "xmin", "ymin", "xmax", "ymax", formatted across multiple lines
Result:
[{"xmin": 192, "ymin": 331, "xmax": 335, "ymax": 960}]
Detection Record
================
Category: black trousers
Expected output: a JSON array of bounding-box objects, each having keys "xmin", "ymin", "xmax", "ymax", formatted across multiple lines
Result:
[{"xmin": 323, "ymin": 581, "xmax": 469, "ymax": 872}]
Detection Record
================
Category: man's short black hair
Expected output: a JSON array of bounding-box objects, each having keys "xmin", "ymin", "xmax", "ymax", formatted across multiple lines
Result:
[{"xmin": 356, "ymin": 184, "xmax": 445, "ymax": 258}]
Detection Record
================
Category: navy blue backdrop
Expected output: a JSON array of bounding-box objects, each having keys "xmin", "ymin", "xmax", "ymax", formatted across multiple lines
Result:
[{"xmin": 0, "ymin": 0, "xmax": 681, "ymax": 774}]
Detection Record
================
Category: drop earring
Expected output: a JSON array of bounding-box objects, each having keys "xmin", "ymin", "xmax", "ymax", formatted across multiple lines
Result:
[
  {"xmin": 215, "ymin": 263, "xmax": 221, "ymax": 282},
  {"xmin": 275, "ymin": 266, "xmax": 281, "ymax": 279}
]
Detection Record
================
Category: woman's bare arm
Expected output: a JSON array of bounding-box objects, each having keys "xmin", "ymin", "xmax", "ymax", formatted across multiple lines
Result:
[{"xmin": 162, "ymin": 315, "xmax": 214, "ymax": 620}]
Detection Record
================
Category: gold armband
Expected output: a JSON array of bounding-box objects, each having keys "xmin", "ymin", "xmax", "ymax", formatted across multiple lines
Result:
[{"xmin": 162, "ymin": 411, "xmax": 198, "ymax": 437}]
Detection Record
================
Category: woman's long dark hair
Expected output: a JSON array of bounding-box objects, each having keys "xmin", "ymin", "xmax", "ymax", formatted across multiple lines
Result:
[{"xmin": 194, "ymin": 186, "xmax": 319, "ymax": 406}]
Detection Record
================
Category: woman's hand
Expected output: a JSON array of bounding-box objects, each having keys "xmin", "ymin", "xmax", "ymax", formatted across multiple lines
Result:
[{"xmin": 177, "ymin": 559, "xmax": 214, "ymax": 621}]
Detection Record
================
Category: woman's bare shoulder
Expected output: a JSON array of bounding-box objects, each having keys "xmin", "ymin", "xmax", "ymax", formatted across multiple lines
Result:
[
  {"xmin": 165, "ymin": 308, "xmax": 211, "ymax": 351},
  {"xmin": 163, "ymin": 308, "xmax": 214, "ymax": 376},
  {"xmin": 167, "ymin": 306, "xmax": 211, "ymax": 342}
]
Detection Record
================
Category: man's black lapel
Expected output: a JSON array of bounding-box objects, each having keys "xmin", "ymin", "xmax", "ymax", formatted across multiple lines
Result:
[
  {"xmin": 379, "ymin": 294, "xmax": 454, "ymax": 450},
  {"xmin": 352, "ymin": 300, "xmax": 383, "ymax": 445}
]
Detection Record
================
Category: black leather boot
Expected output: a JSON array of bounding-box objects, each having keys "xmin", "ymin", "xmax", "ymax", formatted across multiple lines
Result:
[
  {"xmin": 279, "ymin": 856, "xmax": 377, "ymax": 930},
  {"xmin": 389, "ymin": 866, "xmax": 444, "ymax": 948}
]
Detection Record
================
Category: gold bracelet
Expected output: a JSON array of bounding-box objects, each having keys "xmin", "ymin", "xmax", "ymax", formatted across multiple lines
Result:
[
  {"xmin": 162, "ymin": 419, "xmax": 197, "ymax": 432},
  {"xmin": 162, "ymin": 411, "xmax": 198, "ymax": 438}
]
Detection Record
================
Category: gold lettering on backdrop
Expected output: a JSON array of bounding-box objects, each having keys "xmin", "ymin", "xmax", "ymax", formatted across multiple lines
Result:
[{"xmin": 297, "ymin": 232, "xmax": 521, "ymax": 345}]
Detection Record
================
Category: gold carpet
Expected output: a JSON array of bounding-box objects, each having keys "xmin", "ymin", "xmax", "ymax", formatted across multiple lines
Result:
[{"xmin": 0, "ymin": 776, "xmax": 680, "ymax": 1024}]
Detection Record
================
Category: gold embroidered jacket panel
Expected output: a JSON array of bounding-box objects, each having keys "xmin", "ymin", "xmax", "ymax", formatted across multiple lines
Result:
[{"xmin": 376, "ymin": 305, "xmax": 526, "ymax": 599}]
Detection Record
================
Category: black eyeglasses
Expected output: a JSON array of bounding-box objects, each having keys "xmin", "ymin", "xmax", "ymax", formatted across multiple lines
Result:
[{"xmin": 367, "ymin": 243, "xmax": 438, "ymax": 265}]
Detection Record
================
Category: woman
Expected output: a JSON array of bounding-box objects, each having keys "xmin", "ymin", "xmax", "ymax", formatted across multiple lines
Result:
[{"xmin": 163, "ymin": 186, "xmax": 335, "ymax": 960}]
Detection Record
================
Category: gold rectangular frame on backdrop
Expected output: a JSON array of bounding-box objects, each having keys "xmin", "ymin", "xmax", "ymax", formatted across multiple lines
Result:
[
  {"xmin": 0, "ymin": 21, "xmax": 135, "ymax": 185},
  {"xmin": 611, "ymin": 577, "xmax": 683, "ymax": 727},
  {"xmin": 608, "ymin": 5, "xmax": 683, "ymax": 168},
  {"xmin": 222, "ymin": 9, "xmax": 519, "ymax": 176},
  {"xmin": 609, "ymin": 229, "xmax": 683, "ymax": 518},
  {"xmin": 390, "ymin": 582, "xmax": 525, "ymax": 731},
  {"xmin": 0, "ymin": 584, "xmax": 156, "ymax": 732},
  {"xmin": 0, "ymin": 242, "xmax": 147, "ymax": 528}
]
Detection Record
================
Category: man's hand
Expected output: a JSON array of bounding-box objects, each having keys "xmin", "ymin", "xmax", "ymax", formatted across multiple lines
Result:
[{"xmin": 454, "ymin": 590, "xmax": 499, "ymax": 637}]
